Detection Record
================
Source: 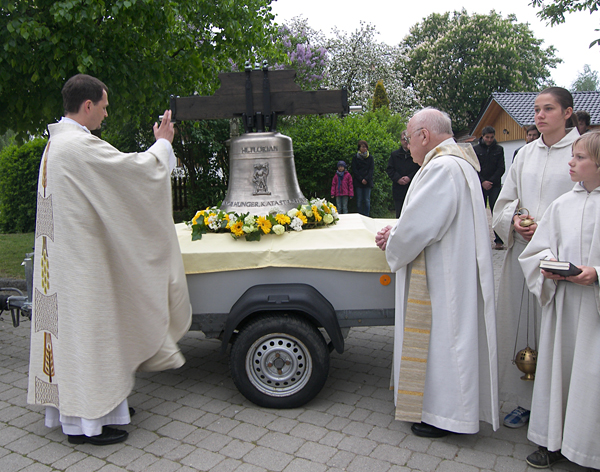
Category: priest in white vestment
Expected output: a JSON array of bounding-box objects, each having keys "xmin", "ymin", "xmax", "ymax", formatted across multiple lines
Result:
[
  {"xmin": 376, "ymin": 108, "xmax": 499, "ymax": 438},
  {"xmin": 518, "ymin": 131, "xmax": 600, "ymax": 469},
  {"xmin": 27, "ymin": 74, "xmax": 192, "ymax": 446}
]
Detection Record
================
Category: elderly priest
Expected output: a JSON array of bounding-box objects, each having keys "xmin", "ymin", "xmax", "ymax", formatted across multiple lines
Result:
[
  {"xmin": 375, "ymin": 108, "xmax": 499, "ymax": 438},
  {"xmin": 27, "ymin": 74, "xmax": 192, "ymax": 446}
]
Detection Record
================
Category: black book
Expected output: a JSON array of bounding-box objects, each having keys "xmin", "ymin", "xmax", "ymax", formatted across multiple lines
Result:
[{"xmin": 539, "ymin": 260, "xmax": 582, "ymax": 277}]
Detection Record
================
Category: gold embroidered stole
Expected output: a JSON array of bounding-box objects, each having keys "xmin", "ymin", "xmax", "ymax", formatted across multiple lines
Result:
[{"xmin": 395, "ymin": 251, "xmax": 432, "ymax": 422}]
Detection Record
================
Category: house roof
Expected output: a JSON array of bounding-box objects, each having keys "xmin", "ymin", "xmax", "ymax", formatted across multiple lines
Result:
[{"xmin": 470, "ymin": 91, "xmax": 600, "ymax": 135}]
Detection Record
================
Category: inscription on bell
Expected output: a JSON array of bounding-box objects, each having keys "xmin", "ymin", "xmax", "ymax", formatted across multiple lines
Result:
[
  {"xmin": 252, "ymin": 163, "xmax": 271, "ymax": 195},
  {"xmin": 242, "ymin": 145, "xmax": 278, "ymax": 153}
]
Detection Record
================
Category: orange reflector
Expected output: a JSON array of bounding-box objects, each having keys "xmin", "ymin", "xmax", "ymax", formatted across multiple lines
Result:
[{"xmin": 380, "ymin": 274, "xmax": 391, "ymax": 286}]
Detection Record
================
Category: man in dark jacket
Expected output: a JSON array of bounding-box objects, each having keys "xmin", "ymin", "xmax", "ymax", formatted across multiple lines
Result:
[
  {"xmin": 473, "ymin": 126, "xmax": 505, "ymax": 249},
  {"xmin": 386, "ymin": 131, "xmax": 421, "ymax": 217}
]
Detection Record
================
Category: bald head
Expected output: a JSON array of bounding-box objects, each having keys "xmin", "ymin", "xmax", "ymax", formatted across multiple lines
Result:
[{"xmin": 406, "ymin": 108, "xmax": 454, "ymax": 165}]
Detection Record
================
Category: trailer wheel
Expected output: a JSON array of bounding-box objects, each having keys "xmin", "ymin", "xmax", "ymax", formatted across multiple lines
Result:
[{"xmin": 230, "ymin": 314, "xmax": 329, "ymax": 408}]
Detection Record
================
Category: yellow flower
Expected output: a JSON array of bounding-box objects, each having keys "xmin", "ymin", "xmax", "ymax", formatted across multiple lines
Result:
[
  {"xmin": 223, "ymin": 214, "xmax": 230, "ymax": 223},
  {"xmin": 275, "ymin": 214, "xmax": 291, "ymax": 225},
  {"xmin": 191, "ymin": 211, "xmax": 203, "ymax": 226},
  {"xmin": 230, "ymin": 220, "xmax": 244, "ymax": 237},
  {"xmin": 322, "ymin": 204, "xmax": 331, "ymax": 214},
  {"xmin": 298, "ymin": 212, "xmax": 308, "ymax": 224},
  {"xmin": 257, "ymin": 216, "xmax": 272, "ymax": 234},
  {"xmin": 312, "ymin": 205, "xmax": 322, "ymax": 222}
]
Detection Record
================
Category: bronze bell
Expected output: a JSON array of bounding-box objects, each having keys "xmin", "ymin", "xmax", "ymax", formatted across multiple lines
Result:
[
  {"xmin": 221, "ymin": 132, "xmax": 307, "ymax": 215},
  {"xmin": 514, "ymin": 346, "xmax": 537, "ymax": 381}
]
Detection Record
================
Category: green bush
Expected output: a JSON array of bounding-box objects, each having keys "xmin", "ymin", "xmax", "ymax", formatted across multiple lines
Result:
[
  {"xmin": 0, "ymin": 138, "xmax": 47, "ymax": 233},
  {"xmin": 279, "ymin": 108, "xmax": 406, "ymax": 217}
]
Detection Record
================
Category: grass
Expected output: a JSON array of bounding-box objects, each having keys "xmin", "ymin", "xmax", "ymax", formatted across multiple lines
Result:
[{"xmin": 0, "ymin": 233, "xmax": 34, "ymax": 279}]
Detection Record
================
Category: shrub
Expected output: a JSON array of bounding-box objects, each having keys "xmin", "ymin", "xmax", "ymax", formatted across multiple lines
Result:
[{"xmin": 0, "ymin": 138, "xmax": 47, "ymax": 233}]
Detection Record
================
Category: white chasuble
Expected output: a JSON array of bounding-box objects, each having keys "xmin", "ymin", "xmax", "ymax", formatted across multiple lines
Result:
[
  {"xmin": 386, "ymin": 140, "xmax": 499, "ymax": 433},
  {"xmin": 519, "ymin": 184, "xmax": 600, "ymax": 469},
  {"xmin": 27, "ymin": 122, "xmax": 192, "ymax": 420}
]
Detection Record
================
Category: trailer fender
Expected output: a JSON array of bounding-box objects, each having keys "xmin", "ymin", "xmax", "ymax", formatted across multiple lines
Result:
[{"xmin": 220, "ymin": 283, "xmax": 344, "ymax": 354}]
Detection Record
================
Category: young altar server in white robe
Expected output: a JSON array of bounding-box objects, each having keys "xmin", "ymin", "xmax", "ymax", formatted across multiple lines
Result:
[
  {"xmin": 27, "ymin": 74, "xmax": 192, "ymax": 446},
  {"xmin": 492, "ymin": 87, "xmax": 580, "ymax": 429},
  {"xmin": 376, "ymin": 108, "xmax": 499, "ymax": 438},
  {"xmin": 518, "ymin": 131, "xmax": 600, "ymax": 469}
]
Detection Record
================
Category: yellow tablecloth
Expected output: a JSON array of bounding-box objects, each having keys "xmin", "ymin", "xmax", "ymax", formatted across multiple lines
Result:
[{"xmin": 177, "ymin": 213, "xmax": 395, "ymax": 274}]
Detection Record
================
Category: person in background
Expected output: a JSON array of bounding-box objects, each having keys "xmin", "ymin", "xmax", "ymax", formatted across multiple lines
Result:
[
  {"xmin": 518, "ymin": 131, "xmax": 600, "ymax": 469},
  {"xmin": 513, "ymin": 125, "xmax": 540, "ymax": 161},
  {"xmin": 473, "ymin": 126, "xmax": 505, "ymax": 249},
  {"xmin": 575, "ymin": 110, "xmax": 590, "ymax": 135},
  {"xmin": 351, "ymin": 140, "xmax": 374, "ymax": 216},
  {"xmin": 492, "ymin": 87, "xmax": 580, "ymax": 431},
  {"xmin": 331, "ymin": 160, "xmax": 353, "ymax": 214},
  {"xmin": 386, "ymin": 130, "xmax": 420, "ymax": 218}
]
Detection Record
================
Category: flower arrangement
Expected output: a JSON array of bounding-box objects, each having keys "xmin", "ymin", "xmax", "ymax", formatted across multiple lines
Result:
[{"xmin": 190, "ymin": 198, "xmax": 339, "ymax": 241}]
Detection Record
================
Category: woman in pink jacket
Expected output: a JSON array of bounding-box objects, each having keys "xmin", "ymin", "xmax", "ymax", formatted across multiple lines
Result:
[{"xmin": 331, "ymin": 160, "xmax": 354, "ymax": 214}]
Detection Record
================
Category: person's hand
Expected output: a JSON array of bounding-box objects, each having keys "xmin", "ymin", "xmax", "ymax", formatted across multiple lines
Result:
[
  {"xmin": 398, "ymin": 176, "xmax": 410, "ymax": 185},
  {"xmin": 513, "ymin": 214, "xmax": 537, "ymax": 241},
  {"xmin": 541, "ymin": 259, "xmax": 565, "ymax": 281},
  {"xmin": 154, "ymin": 110, "xmax": 175, "ymax": 143},
  {"xmin": 566, "ymin": 266, "xmax": 598, "ymax": 286},
  {"xmin": 362, "ymin": 179, "xmax": 367, "ymax": 185},
  {"xmin": 375, "ymin": 225, "xmax": 392, "ymax": 251},
  {"xmin": 482, "ymin": 181, "xmax": 493, "ymax": 190}
]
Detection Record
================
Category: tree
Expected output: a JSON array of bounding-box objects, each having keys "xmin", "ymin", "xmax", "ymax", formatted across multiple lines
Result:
[
  {"xmin": 0, "ymin": 0, "xmax": 280, "ymax": 139},
  {"xmin": 325, "ymin": 23, "xmax": 418, "ymax": 113},
  {"xmin": 402, "ymin": 10, "xmax": 560, "ymax": 132},
  {"xmin": 531, "ymin": 0, "xmax": 600, "ymax": 47},
  {"xmin": 372, "ymin": 80, "xmax": 390, "ymax": 111},
  {"xmin": 571, "ymin": 64, "xmax": 600, "ymax": 91}
]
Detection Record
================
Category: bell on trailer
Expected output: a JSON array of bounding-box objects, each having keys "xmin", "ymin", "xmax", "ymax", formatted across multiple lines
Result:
[
  {"xmin": 514, "ymin": 346, "xmax": 537, "ymax": 381},
  {"xmin": 221, "ymin": 132, "xmax": 308, "ymax": 215}
]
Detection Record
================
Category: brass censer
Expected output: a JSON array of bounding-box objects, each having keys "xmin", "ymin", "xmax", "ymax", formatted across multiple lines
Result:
[
  {"xmin": 514, "ymin": 346, "xmax": 537, "ymax": 381},
  {"xmin": 517, "ymin": 207, "xmax": 535, "ymax": 227}
]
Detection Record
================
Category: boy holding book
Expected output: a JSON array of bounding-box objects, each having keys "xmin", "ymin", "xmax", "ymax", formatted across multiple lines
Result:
[{"xmin": 518, "ymin": 131, "xmax": 600, "ymax": 469}]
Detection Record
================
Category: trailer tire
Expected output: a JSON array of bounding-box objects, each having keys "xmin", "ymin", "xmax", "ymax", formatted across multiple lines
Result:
[{"xmin": 230, "ymin": 314, "xmax": 329, "ymax": 408}]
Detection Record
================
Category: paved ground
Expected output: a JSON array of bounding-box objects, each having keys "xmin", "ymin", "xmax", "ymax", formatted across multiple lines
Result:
[{"xmin": 0, "ymin": 215, "xmax": 596, "ymax": 472}]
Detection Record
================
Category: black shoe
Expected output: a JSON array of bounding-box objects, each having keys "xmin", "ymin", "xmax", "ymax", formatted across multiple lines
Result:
[
  {"xmin": 526, "ymin": 447, "xmax": 564, "ymax": 469},
  {"xmin": 129, "ymin": 407, "xmax": 135, "ymax": 417},
  {"xmin": 411, "ymin": 422, "xmax": 451, "ymax": 438},
  {"xmin": 68, "ymin": 426, "xmax": 128, "ymax": 446}
]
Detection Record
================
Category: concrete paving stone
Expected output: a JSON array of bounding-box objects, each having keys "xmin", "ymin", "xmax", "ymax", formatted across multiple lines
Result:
[
  {"xmin": 234, "ymin": 408, "xmax": 278, "ymax": 427},
  {"xmin": 325, "ymin": 403, "xmax": 355, "ymax": 418},
  {"xmin": 347, "ymin": 454, "xmax": 392, "ymax": 472},
  {"xmin": 243, "ymin": 445, "xmax": 293, "ymax": 471},
  {"xmin": 162, "ymin": 444, "xmax": 196, "ymax": 461},
  {"xmin": 282, "ymin": 457, "xmax": 328, "ymax": 472},
  {"xmin": 134, "ymin": 397, "xmax": 166, "ymax": 412},
  {"xmin": 50, "ymin": 451, "xmax": 88, "ymax": 471},
  {"xmin": 371, "ymin": 444, "xmax": 411, "ymax": 465},
  {"xmin": 43, "ymin": 427, "xmax": 67, "ymax": 443},
  {"xmin": 133, "ymin": 382, "xmax": 162, "ymax": 395},
  {"xmin": 0, "ymin": 452, "xmax": 34, "ymax": 472},
  {"xmin": 148, "ymin": 400, "xmax": 182, "ymax": 416},
  {"xmin": 228, "ymin": 423, "xmax": 268, "ymax": 442},
  {"xmin": 270, "ymin": 408, "xmax": 302, "ymax": 420},
  {"xmin": 347, "ymin": 407, "xmax": 370, "ymax": 422},
  {"xmin": 265, "ymin": 417, "xmax": 298, "ymax": 434},
  {"xmin": 367, "ymin": 426, "xmax": 405, "ymax": 446},
  {"xmin": 147, "ymin": 386, "xmax": 188, "ymax": 402},
  {"xmin": 144, "ymin": 457, "xmax": 181, "ymax": 472},
  {"xmin": 337, "ymin": 435, "xmax": 378, "ymax": 456},
  {"xmin": 295, "ymin": 441, "xmax": 337, "ymax": 463},
  {"xmin": 136, "ymin": 414, "xmax": 171, "ymax": 432},
  {"xmin": 319, "ymin": 431, "xmax": 345, "ymax": 448},
  {"xmin": 182, "ymin": 382, "xmax": 214, "ymax": 396},
  {"xmin": 218, "ymin": 404, "xmax": 244, "ymax": 418},
  {"xmin": 455, "ymin": 448, "xmax": 497, "ymax": 469},
  {"xmin": 398, "ymin": 434, "xmax": 433, "ymax": 453},
  {"xmin": 123, "ymin": 452, "xmax": 159, "ymax": 472},
  {"xmin": 304, "ymin": 397, "xmax": 335, "ymax": 412},
  {"xmin": 324, "ymin": 416, "xmax": 351, "ymax": 431},
  {"xmin": 387, "ymin": 466, "xmax": 412, "ymax": 472},
  {"xmin": 97, "ymin": 465, "xmax": 128, "ymax": 472},
  {"xmin": 494, "ymin": 455, "xmax": 528, "ymax": 472},
  {"xmin": 203, "ymin": 386, "xmax": 238, "ymax": 401},
  {"xmin": 354, "ymin": 383, "xmax": 378, "ymax": 397},
  {"xmin": 235, "ymin": 463, "xmax": 268, "ymax": 472},
  {"xmin": 157, "ymin": 420, "xmax": 197, "ymax": 440},
  {"xmin": 475, "ymin": 436, "xmax": 515, "ymax": 456},
  {"xmin": 0, "ymin": 370, "xmax": 26, "ymax": 384},
  {"xmin": 70, "ymin": 442, "xmax": 125, "ymax": 460},
  {"xmin": 20, "ymin": 463, "xmax": 53, "ymax": 472},
  {"xmin": 425, "ymin": 440, "xmax": 459, "ymax": 460},
  {"xmin": 218, "ymin": 438, "xmax": 255, "ymax": 460},
  {"xmin": 121, "ymin": 429, "xmax": 159, "ymax": 449},
  {"xmin": 406, "ymin": 451, "xmax": 443, "ymax": 471},
  {"xmin": 356, "ymin": 397, "xmax": 395, "ymax": 415},
  {"xmin": 257, "ymin": 431, "xmax": 304, "ymax": 454},
  {"xmin": 192, "ymin": 412, "xmax": 221, "ymax": 429},
  {"xmin": 209, "ymin": 458, "xmax": 243, "ymax": 472},
  {"xmin": 0, "ymin": 405, "xmax": 30, "ymax": 422},
  {"xmin": 328, "ymin": 379, "xmax": 361, "ymax": 394},
  {"xmin": 9, "ymin": 412, "xmax": 44, "ymax": 429},
  {"xmin": 167, "ymin": 406, "xmax": 206, "ymax": 424},
  {"xmin": 179, "ymin": 427, "xmax": 210, "ymax": 445},
  {"xmin": 64, "ymin": 455, "xmax": 105, "ymax": 472},
  {"xmin": 289, "ymin": 423, "xmax": 328, "ymax": 442},
  {"xmin": 435, "ymin": 459, "xmax": 480, "ymax": 472},
  {"xmin": 105, "ymin": 445, "xmax": 145, "ymax": 467},
  {"xmin": 296, "ymin": 410, "xmax": 332, "ymax": 427},
  {"xmin": 26, "ymin": 441, "xmax": 73, "ymax": 465},
  {"xmin": 180, "ymin": 447, "xmax": 225, "ymax": 471},
  {"xmin": 513, "ymin": 442, "xmax": 536, "ymax": 461},
  {"xmin": 195, "ymin": 432, "xmax": 232, "ymax": 452},
  {"xmin": 143, "ymin": 437, "xmax": 180, "ymax": 456},
  {"xmin": 6, "ymin": 433, "xmax": 50, "ymax": 454},
  {"xmin": 205, "ymin": 417, "xmax": 240, "ymax": 434},
  {"xmin": 341, "ymin": 420, "xmax": 374, "ymax": 438},
  {"xmin": 152, "ymin": 372, "xmax": 188, "ymax": 387}
]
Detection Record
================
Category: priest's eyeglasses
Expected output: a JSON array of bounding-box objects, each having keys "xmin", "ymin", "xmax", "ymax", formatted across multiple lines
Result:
[{"xmin": 405, "ymin": 128, "xmax": 424, "ymax": 144}]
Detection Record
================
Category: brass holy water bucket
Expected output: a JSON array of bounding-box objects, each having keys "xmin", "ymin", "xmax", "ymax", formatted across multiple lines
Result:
[{"xmin": 221, "ymin": 132, "xmax": 307, "ymax": 215}]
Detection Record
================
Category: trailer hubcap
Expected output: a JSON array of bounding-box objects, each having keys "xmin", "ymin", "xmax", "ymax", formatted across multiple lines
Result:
[{"xmin": 246, "ymin": 334, "xmax": 312, "ymax": 397}]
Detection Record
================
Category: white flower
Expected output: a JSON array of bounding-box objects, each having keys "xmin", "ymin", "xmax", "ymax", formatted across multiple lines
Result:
[
  {"xmin": 290, "ymin": 217, "xmax": 303, "ymax": 231},
  {"xmin": 323, "ymin": 214, "xmax": 334, "ymax": 224},
  {"xmin": 243, "ymin": 225, "xmax": 256, "ymax": 233},
  {"xmin": 287, "ymin": 208, "xmax": 298, "ymax": 218},
  {"xmin": 273, "ymin": 224, "xmax": 285, "ymax": 235},
  {"xmin": 303, "ymin": 206, "xmax": 313, "ymax": 217},
  {"xmin": 244, "ymin": 215, "xmax": 256, "ymax": 225},
  {"xmin": 207, "ymin": 214, "xmax": 220, "ymax": 231}
]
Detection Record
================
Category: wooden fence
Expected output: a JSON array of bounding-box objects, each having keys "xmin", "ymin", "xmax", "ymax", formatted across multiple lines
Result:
[{"xmin": 172, "ymin": 176, "xmax": 188, "ymax": 212}]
